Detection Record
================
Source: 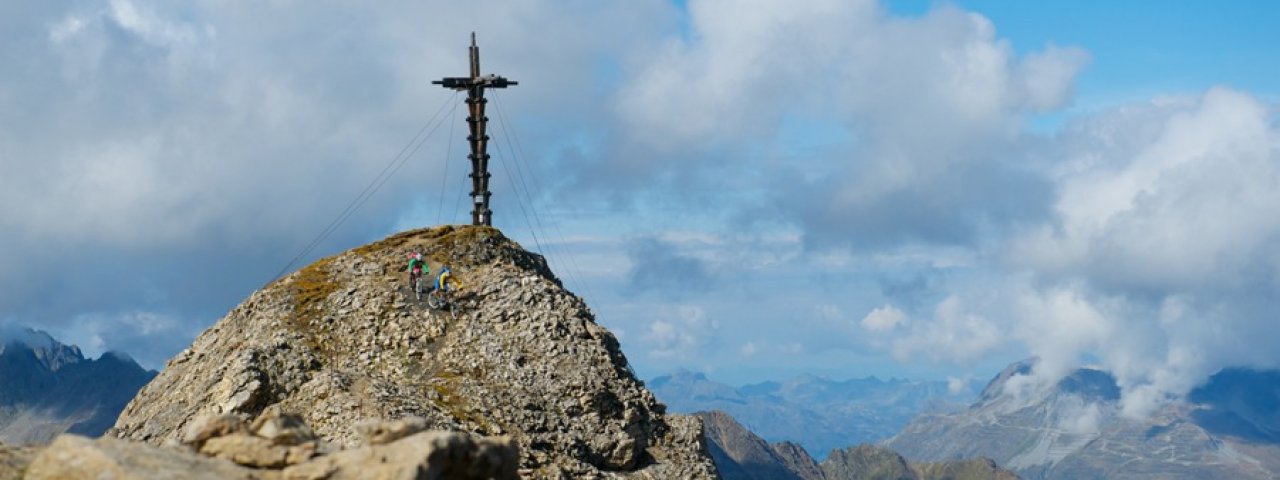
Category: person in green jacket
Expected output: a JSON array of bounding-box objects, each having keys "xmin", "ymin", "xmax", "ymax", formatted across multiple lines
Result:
[{"xmin": 407, "ymin": 251, "xmax": 429, "ymax": 294}]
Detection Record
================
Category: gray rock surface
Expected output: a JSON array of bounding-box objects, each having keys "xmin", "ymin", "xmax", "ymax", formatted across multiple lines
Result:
[
  {"xmin": 769, "ymin": 442, "xmax": 824, "ymax": 480},
  {"xmin": 0, "ymin": 442, "xmax": 34, "ymax": 480},
  {"xmin": 23, "ymin": 412, "xmax": 518, "ymax": 480},
  {"xmin": 699, "ymin": 410, "xmax": 805, "ymax": 480},
  {"xmin": 110, "ymin": 226, "xmax": 718, "ymax": 478}
]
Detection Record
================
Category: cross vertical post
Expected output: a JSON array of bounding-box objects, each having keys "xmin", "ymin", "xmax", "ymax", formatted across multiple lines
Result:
[{"xmin": 432, "ymin": 32, "xmax": 517, "ymax": 226}]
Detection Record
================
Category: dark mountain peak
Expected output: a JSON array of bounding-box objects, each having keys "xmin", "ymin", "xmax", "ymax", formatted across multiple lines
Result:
[
  {"xmin": 0, "ymin": 326, "xmax": 84, "ymax": 372},
  {"xmin": 1054, "ymin": 367, "xmax": 1120, "ymax": 402},
  {"xmin": 0, "ymin": 328, "xmax": 155, "ymax": 444},
  {"xmin": 1186, "ymin": 367, "xmax": 1280, "ymax": 443},
  {"xmin": 1190, "ymin": 367, "xmax": 1280, "ymax": 408},
  {"xmin": 978, "ymin": 358, "xmax": 1120, "ymax": 405},
  {"xmin": 0, "ymin": 326, "xmax": 56, "ymax": 349},
  {"xmin": 95, "ymin": 350, "xmax": 147, "ymax": 370}
]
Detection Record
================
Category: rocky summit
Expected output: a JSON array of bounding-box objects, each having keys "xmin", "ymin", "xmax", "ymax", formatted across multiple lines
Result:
[{"xmin": 110, "ymin": 226, "xmax": 717, "ymax": 478}]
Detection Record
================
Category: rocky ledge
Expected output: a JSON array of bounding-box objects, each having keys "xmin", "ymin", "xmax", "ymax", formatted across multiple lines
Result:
[{"xmin": 20, "ymin": 410, "xmax": 516, "ymax": 479}]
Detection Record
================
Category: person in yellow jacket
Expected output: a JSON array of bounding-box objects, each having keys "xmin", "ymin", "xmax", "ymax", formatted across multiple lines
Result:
[{"xmin": 433, "ymin": 266, "xmax": 460, "ymax": 294}]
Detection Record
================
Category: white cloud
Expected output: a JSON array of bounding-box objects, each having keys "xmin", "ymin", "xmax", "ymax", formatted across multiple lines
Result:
[
  {"xmin": 890, "ymin": 295, "xmax": 1002, "ymax": 363},
  {"xmin": 642, "ymin": 305, "xmax": 718, "ymax": 359},
  {"xmin": 986, "ymin": 87, "xmax": 1280, "ymax": 418},
  {"xmin": 860, "ymin": 304, "xmax": 906, "ymax": 332},
  {"xmin": 1014, "ymin": 88, "xmax": 1280, "ymax": 290},
  {"xmin": 739, "ymin": 341, "xmax": 759, "ymax": 358},
  {"xmin": 108, "ymin": 0, "xmax": 198, "ymax": 47},
  {"xmin": 6, "ymin": 0, "xmax": 1277, "ymax": 407},
  {"xmin": 1060, "ymin": 400, "xmax": 1102, "ymax": 436},
  {"xmin": 1012, "ymin": 284, "xmax": 1112, "ymax": 383}
]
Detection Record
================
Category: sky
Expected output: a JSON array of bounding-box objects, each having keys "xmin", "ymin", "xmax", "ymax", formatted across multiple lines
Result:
[{"xmin": 2, "ymin": 0, "xmax": 1279, "ymax": 419}]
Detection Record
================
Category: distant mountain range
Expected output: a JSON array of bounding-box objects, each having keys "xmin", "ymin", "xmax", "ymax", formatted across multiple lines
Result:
[
  {"xmin": 0, "ymin": 327, "xmax": 155, "ymax": 444},
  {"xmin": 650, "ymin": 370, "xmax": 977, "ymax": 458},
  {"xmin": 698, "ymin": 410, "xmax": 1018, "ymax": 480},
  {"xmin": 886, "ymin": 358, "xmax": 1280, "ymax": 479}
]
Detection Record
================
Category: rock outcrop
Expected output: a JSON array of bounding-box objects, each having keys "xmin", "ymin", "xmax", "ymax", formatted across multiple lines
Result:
[
  {"xmin": 699, "ymin": 410, "xmax": 806, "ymax": 480},
  {"xmin": 24, "ymin": 410, "xmax": 517, "ymax": 479},
  {"xmin": 0, "ymin": 442, "xmax": 34, "ymax": 480},
  {"xmin": 110, "ymin": 226, "xmax": 717, "ymax": 478}
]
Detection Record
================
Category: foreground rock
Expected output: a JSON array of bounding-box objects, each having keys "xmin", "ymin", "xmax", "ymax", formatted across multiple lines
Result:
[
  {"xmin": 0, "ymin": 442, "xmax": 35, "ymax": 480},
  {"xmin": 111, "ymin": 226, "xmax": 717, "ymax": 478},
  {"xmin": 24, "ymin": 412, "xmax": 516, "ymax": 479},
  {"xmin": 699, "ymin": 410, "xmax": 1018, "ymax": 480}
]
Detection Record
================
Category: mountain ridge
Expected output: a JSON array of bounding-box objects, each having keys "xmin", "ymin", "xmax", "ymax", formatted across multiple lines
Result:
[
  {"xmin": 0, "ymin": 327, "xmax": 156, "ymax": 445},
  {"xmin": 887, "ymin": 358, "xmax": 1280, "ymax": 479},
  {"xmin": 697, "ymin": 409, "xmax": 1019, "ymax": 480},
  {"xmin": 651, "ymin": 369, "xmax": 976, "ymax": 459}
]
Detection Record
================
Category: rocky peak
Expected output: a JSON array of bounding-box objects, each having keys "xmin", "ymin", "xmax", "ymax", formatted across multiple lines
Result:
[
  {"xmin": 110, "ymin": 225, "xmax": 717, "ymax": 478},
  {"xmin": 0, "ymin": 327, "xmax": 84, "ymax": 372},
  {"xmin": 0, "ymin": 328, "xmax": 155, "ymax": 445}
]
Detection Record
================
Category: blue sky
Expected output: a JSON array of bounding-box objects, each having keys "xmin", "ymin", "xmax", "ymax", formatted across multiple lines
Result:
[{"xmin": 2, "ymin": 0, "xmax": 1279, "ymax": 418}]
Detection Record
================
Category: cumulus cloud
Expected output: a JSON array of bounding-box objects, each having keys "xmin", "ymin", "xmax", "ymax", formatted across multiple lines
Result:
[
  {"xmin": 860, "ymin": 304, "xmax": 906, "ymax": 332},
  {"xmin": 0, "ymin": 0, "xmax": 671, "ymax": 365},
  {"xmin": 890, "ymin": 295, "xmax": 1003, "ymax": 363},
  {"xmin": 5, "ymin": 0, "xmax": 1274, "ymax": 414},
  {"xmin": 610, "ymin": 0, "xmax": 1087, "ymax": 248},
  {"xmin": 1006, "ymin": 88, "xmax": 1280, "ymax": 417},
  {"xmin": 643, "ymin": 305, "xmax": 718, "ymax": 359},
  {"xmin": 867, "ymin": 88, "xmax": 1280, "ymax": 418}
]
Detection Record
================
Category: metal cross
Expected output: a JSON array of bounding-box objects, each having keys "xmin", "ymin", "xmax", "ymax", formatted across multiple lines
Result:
[{"xmin": 432, "ymin": 32, "xmax": 518, "ymax": 227}]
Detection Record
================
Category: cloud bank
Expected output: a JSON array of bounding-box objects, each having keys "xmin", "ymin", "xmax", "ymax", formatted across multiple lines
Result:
[
  {"xmin": 867, "ymin": 88, "xmax": 1280, "ymax": 417},
  {"xmin": 2, "ymin": 0, "xmax": 1277, "ymax": 414}
]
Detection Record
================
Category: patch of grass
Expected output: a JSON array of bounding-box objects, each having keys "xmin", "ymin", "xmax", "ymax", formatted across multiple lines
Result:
[
  {"xmin": 286, "ymin": 257, "xmax": 339, "ymax": 360},
  {"xmin": 429, "ymin": 371, "xmax": 496, "ymax": 432}
]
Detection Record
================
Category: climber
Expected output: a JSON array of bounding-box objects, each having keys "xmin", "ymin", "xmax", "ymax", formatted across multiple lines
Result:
[{"xmin": 406, "ymin": 251, "xmax": 429, "ymax": 293}]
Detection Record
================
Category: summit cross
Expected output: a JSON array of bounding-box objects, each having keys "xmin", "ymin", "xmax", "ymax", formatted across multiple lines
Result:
[{"xmin": 432, "ymin": 32, "xmax": 518, "ymax": 227}]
